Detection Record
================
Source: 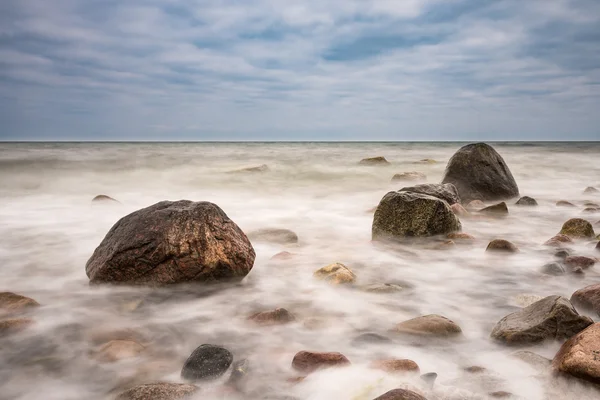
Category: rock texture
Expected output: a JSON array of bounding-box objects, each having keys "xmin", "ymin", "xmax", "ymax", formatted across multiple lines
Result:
[
  {"xmin": 116, "ymin": 383, "xmax": 198, "ymax": 400},
  {"xmin": 181, "ymin": 344, "xmax": 233, "ymax": 381},
  {"xmin": 391, "ymin": 172, "xmax": 426, "ymax": 182},
  {"xmin": 450, "ymin": 203, "xmax": 469, "ymax": 217},
  {"xmin": 441, "ymin": 143, "xmax": 519, "ymax": 203},
  {"xmin": 571, "ymin": 284, "xmax": 600, "ymax": 316},
  {"xmin": 291, "ymin": 351, "xmax": 350, "ymax": 373},
  {"xmin": 0, "ymin": 318, "xmax": 34, "ymax": 336},
  {"xmin": 559, "ymin": 218, "xmax": 595, "ymax": 239},
  {"xmin": 516, "ymin": 196, "xmax": 538, "ymax": 206},
  {"xmin": 0, "ymin": 292, "xmax": 39, "ymax": 312},
  {"xmin": 372, "ymin": 191, "xmax": 461, "ymax": 240},
  {"xmin": 248, "ymin": 308, "xmax": 295, "ymax": 325},
  {"xmin": 544, "ymin": 234, "xmax": 573, "ymax": 247},
  {"xmin": 479, "ymin": 202, "xmax": 509, "ymax": 215},
  {"xmin": 360, "ymin": 157, "xmax": 390, "ymax": 165},
  {"xmin": 394, "ymin": 314, "xmax": 462, "ymax": 337},
  {"xmin": 552, "ymin": 322, "xmax": 600, "ymax": 384},
  {"xmin": 447, "ymin": 232, "xmax": 475, "ymax": 240},
  {"xmin": 313, "ymin": 263, "xmax": 356, "ymax": 284},
  {"xmin": 564, "ymin": 256, "xmax": 596, "ymax": 270},
  {"xmin": 94, "ymin": 340, "xmax": 145, "ymax": 363},
  {"xmin": 371, "ymin": 359, "xmax": 420, "ymax": 374},
  {"xmin": 486, "ymin": 239, "xmax": 518, "ymax": 253},
  {"xmin": 247, "ymin": 228, "xmax": 298, "ymax": 244},
  {"xmin": 490, "ymin": 296, "xmax": 593, "ymax": 345},
  {"xmin": 372, "ymin": 388, "xmax": 427, "ymax": 400},
  {"xmin": 85, "ymin": 200, "xmax": 255, "ymax": 285},
  {"xmin": 399, "ymin": 183, "xmax": 460, "ymax": 205}
]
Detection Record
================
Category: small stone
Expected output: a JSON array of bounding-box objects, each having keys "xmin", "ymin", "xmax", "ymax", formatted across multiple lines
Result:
[
  {"xmin": 489, "ymin": 391, "xmax": 512, "ymax": 398},
  {"xmin": 564, "ymin": 256, "xmax": 596, "ymax": 270},
  {"xmin": 270, "ymin": 251, "xmax": 294, "ymax": 261},
  {"xmin": 583, "ymin": 186, "xmax": 599, "ymax": 194},
  {"xmin": 92, "ymin": 195, "xmax": 119, "ymax": 203},
  {"xmin": 0, "ymin": 292, "xmax": 40, "ymax": 313},
  {"xmin": 248, "ymin": 308, "xmax": 295, "ymax": 325},
  {"xmin": 391, "ymin": 172, "xmax": 426, "ymax": 182},
  {"xmin": 559, "ymin": 218, "xmax": 596, "ymax": 239},
  {"xmin": 0, "ymin": 318, "xmax": 34, "ymax": 336},
  {"xmin": 479, "ymin": 202, "xmax": 509, "ymax": 215},
  {"xmin": 228, "ymin": 164, "xmax": 269, "ymax": 173},
  {"xmin": 394, "ymin": 314, "xmax": 462, "ymax": 337},
  {"xmin": 351, "ymin": 333, "xmax": 392, "ymax": 346},
  {"xmin": 516, "ymin": 196, "xmax": 538, "ymax": 206},
  {"xmin": 554, "ymin": 249, "xmax": 571, "ymax": 259},
  {"xmin": 447, "ymin": 232, "xmax": 475, "ymax": 240},
  {"xmin": 486, "ymin": 239, "xmax": 518, "ymax": 253},
  {"xmin": 414, "ymin": 158, "xmax": 437, "ymax": 164},
  {"xmin": 464, "ymin": 366, "xmax": 486, "ymax": 373},
  {"xmin": 94, "ymin": 340, "xmax": 145, "ymax": 363},
  {"xmin": 552, "ymin": 322, "xmax": 600, "ymax": 384},
  {"xmin": 291, "ymin": 351, "xmax": 350, "ymax": 373},
  {"xmin": 181, "ymin": 344, "xmax": 233, "ymax": 381},
  {"xmin": 247, "ymin": 228, "xmax": 298, "ymax": 244},
  {"xmin": 571, "ymin": 283, "xmax": 600, "ymax": 316},
  {"xmin": 372, "ymin": 389, "xmax": 427, "ymax": 400},
  {"xmin": 313, "ymin": 263, "xmax": 356, "ymax": 285},
  {"xmin": 556, "ymin": 201, "xmax": 576, "ymax": 207},
  {"xmin": 541, "ymin": 262, "xmax": 566, "ymax": 276},
  {"xmin": 582, "ymin": 207, "xmax": 600, "ymax": 213},
  {"xmin": 361, "ymin": 283, "xmax": 406, "ymax": 294},
  {"xmin": 584, "ymin": 202, "xmax": 600, "ymax": 207},
  {"xmin": 360, "ymin": 156, "xmax": 390, "ymax": 165},
  {"xmin": 370, "ymin": 359, "xmax": 420, "ymax": 374},
  {"xmin": 115, "ymin": 383, "xmax": 198, "ymax": 400},
  {"xmin": 544, "ymin": 234, "xmax": 573, "ymax": 247}
]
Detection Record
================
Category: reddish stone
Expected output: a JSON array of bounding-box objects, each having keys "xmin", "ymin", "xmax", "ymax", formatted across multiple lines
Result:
[{"xmin": 291, "ymin": 351, "xmax": 350, "ymax": 373}]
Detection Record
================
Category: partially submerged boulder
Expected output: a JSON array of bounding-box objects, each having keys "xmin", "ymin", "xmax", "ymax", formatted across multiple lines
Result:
[
  {"xmin": 372, "ymin": 191, "xmax": 461, "ymax": 240},
  {"xmin": 247, "ymin": 228, "xmax": 298, "ymax": 244},
  {"xmin": 442, "ymin": 143, "xmax": 519, "ymax": 203},
  {"xmin": 479, "ymin": 202, "xmax": 508, "ymax": 215},
  {"xmin": 490, "ymin": 296, "xmax": 592, "ymax": 345},
  {"xmin": 93, "ymin": 339, "xmax": 145, "ymax": 363},
  {"xmin": 486, "ymin": 239, "xmax": 518, "ymax": 253},
  {"xmin": 371, "ymin": 359, "xmax": 420, "ymax": 374},
  {"xmin": 116, "ymin": 383, "xmax": 198, "ymax": 400},
  {"xmin": 447, "ymin": 232, "xmax": 475, "ymax": 240},
  {"xmin": 583, "ymin": 187, "xmax": 599, "ymax": 194},
  {"xmin": 564, "ymin": 256, "xmax": 596, "ymax": 270},
  {"xmin": 313, "ymin": 263, "xmax": 356, "ymax": 285},
  {"xmin": 181, "ymin": 344, "xmax": 233, "ymax": 381},
  {"xmin": 0, "ymin": 292, "xmax": 39, "ymax": 313},
  {"xmin": 571, "ymin": 284, "xmax": 600, "ymax": 316},
  {"xmin": 85, "ymin": 201, "xmax": 255, "ymax": 286},
  {"xmin": 559, "ymin": 218, "xmax": 595, "ymax": 239},
  {"xmin": 552, "ymin": 322, "xmax": 600, "ymax": 384},
  {"xmin": 372, "ymin": 388, "xmax": 427, "ymax": 400},
  {"xmin": 248, "ymin": 308, "xmax": 295, "ymax": 325},
  {"xmin": 0, "ymin": 317, "xmax": 34, "ymax": 337},
  {"xmin": 394, "ymin": 314, "xmax": 462, "ymax": 338},
  {"xmin": 544, "ymin": 234, "xmax": 573, "ymax": 247},
  {"xmin": 516, "ymin": 196, "xmax": 538, "ymax": 206},
  {"xmin": 399, "ymin": 183, "xmax": 460, "ymax": 205},
  {"xmin": 541, "ymin": 262, "xmax": 566, "ymax": 276},
  {"xmin": 360, "ymin": 157, "xmax": 390, "ymax": 165},
  {"xmin": 391, "ymin": 172, "xmax": 426, "ymax": 182},
  {"xmin": 556, "ymin": 200, "xmax": 576, "ymax": 207},
  {"xmin": 92, "ymin": 195, "xmax": 119, "ymax": 203},
  {"xmin": 291, "ymin": 351, "xmax": 350, "ymax": 373}
]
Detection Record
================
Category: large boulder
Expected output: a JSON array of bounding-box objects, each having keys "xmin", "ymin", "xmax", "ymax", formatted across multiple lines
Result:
[
  {"xmin": 552, "ymin": 322, "xmax": 600, "ymax": 384},
  {"xmin": 372, "ymin": 192, "xmax": 461, "ymax": 240},
  {"xmin": 116, "ymin": 383, "xmax": 198, "ymax": 400},
  {"xmin": 85, "ymin": 201, "xmax": 255, "ymax": 285},
  {"xmin": 399, "ymin": 183, "xmax": 460, "ymax": 205},
  {"xmin": 559, "ymin": 218, "xmax": 595, "ymax": 239},
  {"xmin": 442, "ymin": 143, "xmax": 519, "ymax": 203},
  {"xmin": 490, "ymin": 296, "xmax": 592, "ymax": 345},
  {"xmin": 571, "ymin": 284, "xmax": 600, "ymax": 317},
  {"xmin": 181, "ymin": 344, "xmax": 233, "ymax": 381}
]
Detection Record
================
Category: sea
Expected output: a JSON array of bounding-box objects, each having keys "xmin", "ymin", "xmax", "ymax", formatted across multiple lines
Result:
[{"xmin": 0, "ymin": 142, "xmax": 599, "ymax": 400}]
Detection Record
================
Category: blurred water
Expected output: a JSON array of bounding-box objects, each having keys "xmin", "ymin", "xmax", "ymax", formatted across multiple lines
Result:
[{"xmin": 0, "ymin": 142, "xmax": 599, "ymax": 400}]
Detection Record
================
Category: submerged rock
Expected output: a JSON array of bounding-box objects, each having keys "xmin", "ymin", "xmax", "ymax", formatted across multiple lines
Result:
[
  {"xmin": 479, "ymin": 202, "xmax": 509, "ymax": 215},
  {"xmin": 399, "ymin": 183, "xmax": 460, "ymax": 205},
  {"xmin": 248, "ymin": 308, "xmax": 295, "ymax": 325},
  {"xmin": 442, "ymin": 143, "xmax": 519, "ymax": 203},
  {"xmin": 511, "ymin": 350, "xmax": 552, "ymax": 369},
  {"xmin": 94, "ymin": 339, "xmax": 145, "ymax": 363},
  {"xmin": 391, "ymin": 172, "xmax": 426, "ymax": 182},
  {"xmin": 583, "ymin": 186, "xmax": 599, "ymax": 194},
  {"xmin": 490, "ymin": 296, "xmax": 592, "ymax": 345},
  {"xmin": 291, "ymin": 351, "xmax": 350, "ymax": 373},
  {"xmin": 360, "ymin": 156, "xmax": 390, "ymax": 165},
  {"xmin": 228, "ymin": 164, "xmax": 270, "ymax": 173},
  {"xmin": 351, "ymin": 332, "xmax": 392, "ymax": 346},
  {"xmin": 372, "ymin": 191, "xmax": 461, "ymax": 240},
  {"xmin": 556, "ymin": 200, "xmax": 576, "ymax": 207},
  {"xmin": 571, "ymin": 284, "xmax": 600, "ymax": 316},
  {"xmin": 181, "ymin": 344, "xmax": 233, "ymax": 381},
  {"xmin": 552, "ymin": 322, "xmax": 600, "ymax": 384},
  {"xmin": 0, "ymin": 317, "xmax": 34, "ymax": 337},
  {"xmin": 516, "ymin": 196, "xmax": 538, "ymax": 206},
  {"xmin": 270, "ymin": 251, "xmax": 294, "ymax": 261},
  {"xmin": 582, "ymin": 207, "xmax": 600, "ymax": 213},
  {"xmin": 247, "ymin": 228, "xmax": 298, "ymax": 244},
  {"xmin": 394, "ymin": 314, "xmax": 462, "ymax": 337},
  {"xmin": 370, "ymin": 359, "xmax": 420, "ymax": 374},
  {"xmin": 313, "ymin": 263, "xmax": 356, "ymax": 284},
  {"xmin": 541, "ymin": 262, "xmax": 566, "ymax": 276},
  {"xmin": 450, "ymin": 203, "xmax": 469, "ymax": 217},
  {"xmin": 544, "ymin": 234, "xmax": 573, "ymax": 247},
  {"xmin": 414, "ymin": 158, "xmax": 437, "ymax": 164},
  {"xmin": 372, "ymin": 388, "xmax": 427, "ymax": 400},
  {"xmin": 554, "ymin": 249, "xmax": 571, "ymax": 259},
  {"xmin": 116, "ymin": 383, "xmax": 198, "ymax": 400},
  {"xmin": 226, "ymin": 359, "xmax": 250, "ymax": 391},
  {"xmin": 85, "ymin": 200, "xmax": 255, "ymax": 286},
  {"xmin": 564, "ymin": 256, "xmax": 596, "ymax": 270},
  {"xmin": 447, "ymin": 232, "xmax": 475, "ymax": 240},
  {"xmin": 92, "ymin": 194, "xmax": 119, "ymax": 203},
  {"xmin": 486, "ymin": 239, "xmax": 518, "ymax": 253},
  {"xmin": 466, "ymin": 200, "xmax": 486, "ymax": 210},
  {"xmin": 0, "ymin": 292, "xmax": 39, "ymax": 313},
  {"xmin": 559, "ymin": 218, "xmax": 595, "ymax": 239}
]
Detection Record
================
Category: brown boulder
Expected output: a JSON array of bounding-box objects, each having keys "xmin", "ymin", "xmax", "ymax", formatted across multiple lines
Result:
[
  {"xmin": 372, "ymin": 388, "xmax": 427, "ymax": 400},
  {"xmin": 490, "ymin": 296, "xmax": 592, "ymax": 345},
  {"xmin": 552, "ymin": 322, "xmax": 600, "ymax": 384},
  {"xmin": 115, "ymin": 383, "xmax": 198, "ymax": 400},
  {"xmin": 544, "ymin": 234, "xmax": 573, "ymax": 247},
  {"xmin": 93, "ymin": 340, "xmax": 145, "ymax": 363},
  {"xmin": 0, "ymin": 318, "xmax": 34, "ymax": 336},
  {"xmin": 0, "ymin": 292, "xmax": 39, "ymax": 313},
  {"xmin": 392, "ymin": 172, "xmax": 426, "ymax": 182},
  {"xmin": 360, "ymin": 157, "xmax": 390, "ymax": 165},
  {"xmin": 486, "ymin": 239, "xmax": 518, "ymax": 253},
  {"xmin": 291, "ymin": 351, "xmax": 350, "ymax": 373},
  {"xmin": 559, "ymin": 218, "xmax": 595, "ymax": 239},
  {"xmin": 556, "ymin": 201, "xmax": 576, "ymax": 207},
  {"xmin": 582, "ymin": 207, "xmax": 600, "ymax": 213},
  {"xmin": 248, "ymin": 308, "xmax": 295, "ymax": 325},
  {"xmin": 313, "ymin": 263, "xmax": 356, "ymax": 284},
  {"xmin": 479, "ymin": 202, "xmax": 509, "ymax": 215},
  {"xmin": 371, "ymin": 359, "xmax": 420, "ymax": 374},
  {"xmin": 394, "ymin": 314, "xmax": 462, "ymax": 337},
  {"xmin": 564, "ymin": 256, "xmax": 596, "ymax": 270},
  {"xmin": 571, "ymin": 284, "xmax": 600, "ymax": 316},
  {"xmin": 85, "ymin": 201, "xmax": 255, "ymax": 286}
]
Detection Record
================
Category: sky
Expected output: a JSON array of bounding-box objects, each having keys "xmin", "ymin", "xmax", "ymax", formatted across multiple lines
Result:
[{"xmin": 0, "ymin": 0, "xmax": 599, "ymax": 141}]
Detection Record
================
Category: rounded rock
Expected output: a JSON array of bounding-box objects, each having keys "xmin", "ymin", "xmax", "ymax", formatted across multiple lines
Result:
[
  {"xmin": 564, "ymin": 256, "xmax": 596, "ymax": 270},
  {"xmin": 486, "ymin": 239, "xmax": 518, "ymax": 253},
  {"xmin": 248, "ymin": 308, "xmax": 295, "ymax": 325},
  {"xmin": 392, "ymin": 172, "xmax": 426, "ymax": 182},
  {"xmin": 360, "ymin": 157, "xmax": 390, "ymax": 165},
  {"xmin": 247, "ymin": 228, "xmax": 298, "ymax": 244},
  {"xmin": 559, "ymin": 218, "xmax": 595, "ymax": 239},
  {"xmin": 552, "ymin": 322, "xmax": 600, "ymax": 384},
  {"xmin": 516, "ymin": 196, "xmax": 538, "ymax": 206},
  {"xmin": 291, "ymin": 351, "xmax": 350, "ymax": 373},
  {"xmin": 116, "ymin": 383, "xmax": 198, "ymax": 400},
  {"xmin": 372, "ymin": 388, "xmax": 427, "ymax": 400},
  {"xmin": 571, "ymin": 284, "xmax": 600, "ymax": 317},
  {"xmin": 447, "ymin": 232, "xmax": 475, "ymax": 240},
  {"xmin": 583, "ymin": 186, "xmax": 599, "ymax": 194},
  {"xmin": 541, "ymin": 262, "xmax": 566, "ymax": 276},
  {"xmin": 544, "ymin": 234, "xmax": 573, "ymax": 247},
  {"xmin": 94, "ymin": 340, "xmax": 145, "ymax": 363},
  {"xmin": 556, "ymin": 200, "xmax": 576, "ymax": 207},
  {"xmin": 313, "ymin": 263, "xmax": 356, "ymax": 285},
  {"xmin": 371, "ymin": 359, "xmax": 420, "ymax": 374},
  {"xmin": 394, "ymin": 314, "xmax": 462, "ymax": 337},
  {"xmin": 0, "ymin": 292, "xmax": 40, "ymax": 313},
  {"xmin": 479, "ymin": 202, "xmax": 509, "ymax": 215},
  {"xmin": 181, "ymin": 344, "xmax": 233, "ymax": 381}
]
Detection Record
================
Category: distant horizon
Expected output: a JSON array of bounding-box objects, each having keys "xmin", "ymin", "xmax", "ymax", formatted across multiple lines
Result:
[{"xmin": 2, "ymin": 139, "xmax": 599, "ymax": 144}]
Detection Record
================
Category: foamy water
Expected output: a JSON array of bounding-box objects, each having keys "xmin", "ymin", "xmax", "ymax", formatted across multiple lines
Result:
[{"xmin": 0, "ymin": 142, "xmax": 599, "ymax": 400}]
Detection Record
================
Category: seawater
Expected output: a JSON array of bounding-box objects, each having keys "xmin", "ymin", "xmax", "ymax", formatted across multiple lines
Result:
[{"xmin": 0, "ymin": 142, "xmax": 599, "ymax": 400}]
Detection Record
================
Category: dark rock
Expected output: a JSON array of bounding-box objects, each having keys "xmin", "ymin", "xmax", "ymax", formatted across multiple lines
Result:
[
  {"xmin": 564, "ymin": 256, "xmax": 596, "ymax": 270},
  {"xmin": 554, "ymin": 249, "xmax": 571, "ymax": 259},
  {"xmin": 116, "ymin": 383, "xmax": 198, "ymax": 400},
  {"xmin": 351, "ymin": 333, "xmax": 392, "ymax": 346},
  {"xmin": 394, "ymin": 314, "xmax": 462, "ymax": 337},
  {"xmin": 92, "ymin": 195, "xmax": 119, "ymax": 203},
  {"xmin": 552, "ymin": 322, "xmax": 600, "ymax": 384},
  {"xmin": 486, "ymin": 239, "xmax": 518, "ymax": 253},
  {"xmin": 247, "ymin": 228, "xmax": 298, "ymax": 244},
  {"xmin": 85, "ymin": 200, "xmax": 255, "ymax": 286},
  {"xmin": 399, "ymin": 183, "xmax": 460, "ymax": 205},
  {"xmin": 228, "ymin": 164, "xmax": 269, "ymax": 173},
  {"xmin": 248, "ymin": 308, "xmax": 295, "ymax": 325},
  {"xmin": 441, "ymin": 143, "xmax": 519, "ymax": 203},
  {"xmin": 597, "ymin": 241, "xmax": 600, "ymax": 251},
  {"xmin": 291, "ymin": 351, "xmax": 350, "ymax": 373},
  {"xmin": 372, "ymin": 389, "xmax": 427, "ymax": 400},
  {"xmin": 544, "ymin": 234, "xmax": 573, "ymax": 247},
  {"xmin": 391, "ymin": 172, "xmax": 426, "ymax": 182},
  {"xmin": 516, "ymin": 196, "xmax": 538, "ymax": 206},
  {"xmin": 556, "ymin": 201, "xmax": 576, "ymax": 207},
  {"xmin": 181, "ymin": 344, "xmax": 233, "ymax": 381},
  {"xmin": 490, "ymin": 295, "xmax": 592, "ymax": 345},
  {"xmin": 0, "ymin": 292, "xmax": 40, "ymax": 313},
  {"xmin": 559, "ymin": 218, "xmax": 596, "ymax": 239},
  {"xmin": 541, "ymin": 262, "xmax": 566, "ymax": 276},
  {"xmin": 360, "ymin": 157, "xmax": 390, "ymax": 165},
  {"xmin": 583, "ymin": 187, "xmax": 599, "ymax": 194},
  {"xmin": 571, "ymin": 284, "xmax": 600, "ymax": 316},
  {"xmin": 479, "ymin": 202, "xmax": 508, "ymax": 215},
  {"xmin": 372, "ymin": 192, "xmax": 461, "ymax": 240}
]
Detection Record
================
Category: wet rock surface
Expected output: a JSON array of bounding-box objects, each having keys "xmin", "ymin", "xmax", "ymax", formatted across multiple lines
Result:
[
  {"xmin": 181, "ymin": 344, "xmax": 233, "ymax": 381},
  {"xmin": 398, "ymin": 183, "xmax": 460, "ymax": 205},
  {"xmin": 479, "ymin": 202, "xmax": 509, "ymax": 215},
  {"xmin": 115, "ymin": 383, "xmax": 198, "ymax": 400},
  {"xmin": 360, "ymin": 156, "xmax": 390, "ymax": 165},
  {"xmin": 291, "ymin": 351, "xmax": 350, "ymax": 373},
  {"xmin": 0, "ymin": 292, "xmax": 39, "ymax": 313},
  {"xmin": 559, "ymin": 218, "xmax": 596, "ymax": 239},
  {"xmin": 552, "ymin": 322, "xmax": 600, "ymax": 384},
  {"xmin": 571, "ymin": 283, "xmax": 600, "ymax": 316},
  {"xmin": 372, "ymin": 388, "xmax": 427, "ymax": 400}
]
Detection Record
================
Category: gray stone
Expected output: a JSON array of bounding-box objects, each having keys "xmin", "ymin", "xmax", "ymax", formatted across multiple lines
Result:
[{"xmin": 399, "ymin": 183, "xmax": 460, "ymax": 205}]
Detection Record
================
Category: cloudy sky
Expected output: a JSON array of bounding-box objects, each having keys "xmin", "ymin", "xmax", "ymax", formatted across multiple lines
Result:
[{"xmin": 1, "ymin": 0, "xmax": 599, "ymax": 141}]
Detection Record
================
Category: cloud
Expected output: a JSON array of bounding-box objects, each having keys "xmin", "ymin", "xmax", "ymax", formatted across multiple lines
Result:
[{"xmin": 0, "ymin": 0, "xmax": 599, "ymax": 140}]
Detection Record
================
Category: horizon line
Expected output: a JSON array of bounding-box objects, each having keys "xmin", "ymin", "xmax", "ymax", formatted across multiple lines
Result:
[{"xmin": 1, "ymin": 140, "xmax": 600, "ymax": 144}]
